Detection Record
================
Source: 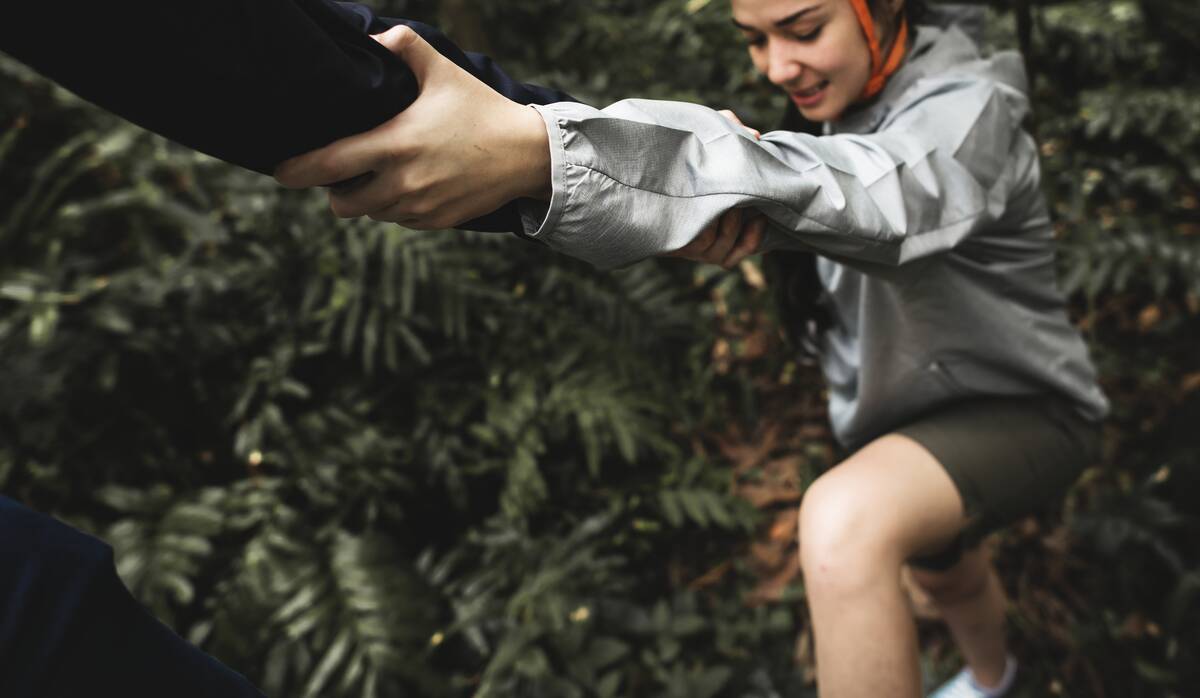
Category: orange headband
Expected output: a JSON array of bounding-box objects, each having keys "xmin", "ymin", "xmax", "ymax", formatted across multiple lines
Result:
[{"xmin": 848, "ymin": 0, "xmax": 909, "ymax": 99}]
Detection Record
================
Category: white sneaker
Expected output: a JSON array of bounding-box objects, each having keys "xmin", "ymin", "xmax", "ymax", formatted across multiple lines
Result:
[{"xmin": 926, "ymin": 656, "xmax": 1017, "ymax": 698}]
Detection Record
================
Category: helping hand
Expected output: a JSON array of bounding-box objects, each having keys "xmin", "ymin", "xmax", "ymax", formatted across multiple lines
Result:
[
  {"xmin": 273, "ymin": 26, "xmax": 552, "ymax": 229},
  {"xmin": 664, "ymin": 207, "xmax": 767, "ymax": 269},
  {"xmin": 663, "ymin": 108, "xmax": 765, "ymax": 268},
  {"xmin": 716, "ymin": 109, "xmax": 761, "ymax": 139}
]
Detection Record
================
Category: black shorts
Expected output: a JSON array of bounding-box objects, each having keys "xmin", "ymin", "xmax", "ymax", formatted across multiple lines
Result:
[{"xmin": 892, "ymin": 395, "xmax": 1102, "ymax": 571}]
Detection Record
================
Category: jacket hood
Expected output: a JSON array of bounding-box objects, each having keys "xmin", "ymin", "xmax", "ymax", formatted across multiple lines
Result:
[{"xmin": 832, "ymin": 19, "xmax": 1030, "ymax": 135}]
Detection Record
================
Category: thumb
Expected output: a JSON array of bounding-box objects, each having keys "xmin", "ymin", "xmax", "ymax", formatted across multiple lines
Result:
[{"xmin": 372, "ymin": 25, "xmax": 442, "ymax": 87}]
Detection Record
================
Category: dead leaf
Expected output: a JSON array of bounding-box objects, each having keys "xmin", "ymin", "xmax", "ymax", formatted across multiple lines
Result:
[
  {"xmin": 716, "ymin": 424, "xmax": 778, "ymax": 471},
  {"xmin": 748, "ymin": 556, "xmax": 802, "ymax": 604},
  {"xmin": 1137, "ymin": 304, "xmax": 1162, "ymax": 332},
  {"xmin": 739, "ymin": 258, "xmax": 767, "ymax": 289},
  {"xmin": 768, "ymin": 510, "xmax": 797, "ymax": 542},
  {"xmin": 1119, "ymin": 613, "xmax": 1148, "ymax": 639},
  {"xmin": 738, "ymin": 484, "xmax": 802, "ymax": 508},
  {"xmin": 688, "ymin": 560, "xmax": 732, "ymax": 590},
  {"xmin": 738, "ymin": 329, "xmax": 770, "ymax": 361},
  {"xmin": 749, "ymin": 541, "xmax": 786, "ymax": 571}
]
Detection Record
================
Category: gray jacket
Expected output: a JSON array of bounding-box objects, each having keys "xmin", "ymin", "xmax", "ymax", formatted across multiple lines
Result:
[{"xmin": 519, "ymin": 23, "xmax": 1108, "ymax": 448}]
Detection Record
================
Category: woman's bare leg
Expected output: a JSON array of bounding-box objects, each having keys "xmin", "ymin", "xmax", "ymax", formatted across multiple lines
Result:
[
  {"xmin": 908, "ymin": 548, "xmax": 1010, "ymax": 687},
  {"xmin": 797, "ymin": 434, "xmax": 969, "ymax": 698}
]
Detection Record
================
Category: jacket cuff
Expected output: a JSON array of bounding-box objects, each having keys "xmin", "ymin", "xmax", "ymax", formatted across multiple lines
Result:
[{"xmin": 518, "ymin": 104, "xmax": 570, "ymax": 240}]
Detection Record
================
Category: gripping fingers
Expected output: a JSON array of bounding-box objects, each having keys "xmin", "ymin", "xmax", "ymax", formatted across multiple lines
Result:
[
  {"xmin": 717, "ymin": 109, "xmax": 761, "ymax": 140},
  {"xmin": 721, "ymin": 213, "xmax": 766, "ymax": 269},
  {"xmin": 328, "ymin": 168, "xmax": 414, "ymax": 219},
  {"xmin": 367, "ymin": 196, "xmax": 436, "ymax": 227},
  {"xmin": 274, "ymin": 125, "xmax": 391, "ymax": 189},
  {"xmin": 706, "ymin": 208, "xmax": 743, "ymax": 263},
  {"xmin": 367, "ymin": 191, "xmax": 469, "ymax": 230},
  {"xmin": 668, "ymin": 222, "xmax": 717, "ymax": 258}
]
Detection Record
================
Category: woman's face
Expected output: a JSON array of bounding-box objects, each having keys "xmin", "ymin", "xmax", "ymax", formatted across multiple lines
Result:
[{"xmin": 731, "ymin": 0, "xmax": 887, "ymax": 122}]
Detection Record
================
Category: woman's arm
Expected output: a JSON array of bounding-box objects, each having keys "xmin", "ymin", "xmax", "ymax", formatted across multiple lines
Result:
[
  {"xmin": 519, "ymin": 72, "xmax": 1032, "ymax": 269},
  {"xmin": 280, "ymin": 30, "xmax": 1033, "ymax": 270}
]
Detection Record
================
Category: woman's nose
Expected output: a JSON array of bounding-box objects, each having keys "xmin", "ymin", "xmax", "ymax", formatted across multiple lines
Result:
[{"xmin": 765, "ymin": 40, "xmax": 803, "ymax": 87}]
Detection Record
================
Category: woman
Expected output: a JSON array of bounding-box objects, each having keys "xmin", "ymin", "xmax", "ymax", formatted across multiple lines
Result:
[{"xmin": 278, "ymin": 2, "xmax": 1109, "ymax": 696}]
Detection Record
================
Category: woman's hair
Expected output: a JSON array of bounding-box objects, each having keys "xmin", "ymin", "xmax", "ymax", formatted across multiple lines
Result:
[
  {"xmin": 873, "ymin": 0, "xmax": 929, "ymax": 45},
  {"xmin": 897, "ymin": 0, "xmax": 928, "ymax": 27},
  {"xmin": 879, "ymin": 0, "xmax": 929, "ymax": 27}
]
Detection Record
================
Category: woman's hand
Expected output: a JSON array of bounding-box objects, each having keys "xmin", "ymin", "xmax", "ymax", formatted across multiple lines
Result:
[
  {"xmin": 273, "ymin": 26, "xmax": 552, "ymax": 229},
  {"xmin": 664, "ymin": 207, "xmax": 767, "ymax": 269},
  {"xmin": 716, "ymin": 109, "xmax": 761, "ymax": 140},
  {"xmin": 663, "ymin": 108, "xmax": 765, "ymax": 268}
]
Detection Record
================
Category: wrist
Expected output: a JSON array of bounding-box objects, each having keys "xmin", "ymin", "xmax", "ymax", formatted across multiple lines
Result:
[{"xmin": 503, "ymin": 103, "xmax": 552, "ymax": 202}]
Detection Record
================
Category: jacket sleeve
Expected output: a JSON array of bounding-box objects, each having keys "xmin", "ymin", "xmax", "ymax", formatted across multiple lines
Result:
[
  {"xmin": 519, "ymin": 70, "xmax": 1032, "ymax": 269},
  {"xmin": 0, "ymin": 1, "xmax": 575, "ymax": 233}
]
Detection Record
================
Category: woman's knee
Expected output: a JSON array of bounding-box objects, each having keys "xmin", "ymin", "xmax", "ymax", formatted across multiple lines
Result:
[{"xmin": 796, "ymin": 474, "xmax": 905, "ymax": 596}]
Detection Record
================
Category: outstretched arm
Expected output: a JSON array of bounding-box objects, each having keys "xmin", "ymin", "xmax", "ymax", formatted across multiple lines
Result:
[
  {"xmin": 278, "ymin": 29, "xmax": 1032, "ymax": 269},
  {"xmin": 512, "ymin": 81, "xmax": 1028, "ymax": 270},
  {"xmin": 1, "ymin": 1, "xmax": 574, "ymax": 232}
]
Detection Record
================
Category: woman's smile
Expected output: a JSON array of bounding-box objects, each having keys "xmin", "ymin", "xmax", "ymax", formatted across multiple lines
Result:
[{"xmin": 790, "ymin": 79, "xmax": 831, "ymax": 107}]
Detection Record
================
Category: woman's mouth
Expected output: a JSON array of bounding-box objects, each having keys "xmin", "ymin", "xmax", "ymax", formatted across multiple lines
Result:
[{"xmin": 790, "ymin": 80, "xmax": 830, "ymax": 108}]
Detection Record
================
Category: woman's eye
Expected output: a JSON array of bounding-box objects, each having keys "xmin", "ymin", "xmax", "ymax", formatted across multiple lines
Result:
[
  {"xmin": 745, "ymin": 34, "xmax": 766, "ymax": 48},
  {"xmin": 792, "ymin": 26, "xmax": 823, "ymax": 42}
]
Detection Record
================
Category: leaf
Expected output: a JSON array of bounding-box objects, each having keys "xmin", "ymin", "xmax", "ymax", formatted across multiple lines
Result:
[
  {"xmin": 690, "ymin": 665, "xmax": 734, "ymax": 698},
  {"xmin": 659, "ymin": 491, "xmax": 685, "ymax": 527},
  {"xmin": 678, "ymin": 490, "xmax": 711, "ymax": 528},
  {"xmin": 303, "ymin": 627, "xmax": 352, "ymax": 698}
]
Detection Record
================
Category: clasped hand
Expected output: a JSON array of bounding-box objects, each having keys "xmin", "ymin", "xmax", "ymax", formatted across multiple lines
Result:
[
  {"xmin": 274, "ymin": 26, "xmax": 765, "ymax": 269},
  {"xmin": 663, "ymin": 109, "xmax": 765, "ymax": 269},
  {"xmin": 274, "ymin": 26, "xmax": 551, "ymax": 230}
]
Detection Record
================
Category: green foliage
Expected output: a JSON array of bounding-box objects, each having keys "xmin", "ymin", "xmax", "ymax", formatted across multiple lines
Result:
[
  {"xmin": 0, "ymin": 7, "xmax": 794, "ymax": 693},
  {"xmin": 1, "ymin": 1, "xmax": 1198, "ymax": 697},
  {"xmin": 437, "ymin": 0, "xmax": 787, "ymax": 124},
  {"xmin": 1040, "ymin": 1, "xmax": 1200, "ymax": 302},
  {"xmin": 1008, "ymin": 1, "xmax": 1200, "ymax": 694}
]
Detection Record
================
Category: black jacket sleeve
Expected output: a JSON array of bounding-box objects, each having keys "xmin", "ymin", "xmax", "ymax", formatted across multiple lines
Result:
[
  {"xmin": 0, "ymin": 496, "xmax": 266, "ymax": 697},
  {"xmin": 0, "ymin": 1, "xmax": 576, "ymax": 232}
]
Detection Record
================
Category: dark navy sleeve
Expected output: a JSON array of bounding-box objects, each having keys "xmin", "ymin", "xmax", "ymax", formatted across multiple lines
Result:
[
  {"xmin": 0, "ymin": 1, "xmax": 577, "ymax": 233},
  {"xmin": 0, "ymin": 496, "xmax": 265, "ymax": 697}
]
